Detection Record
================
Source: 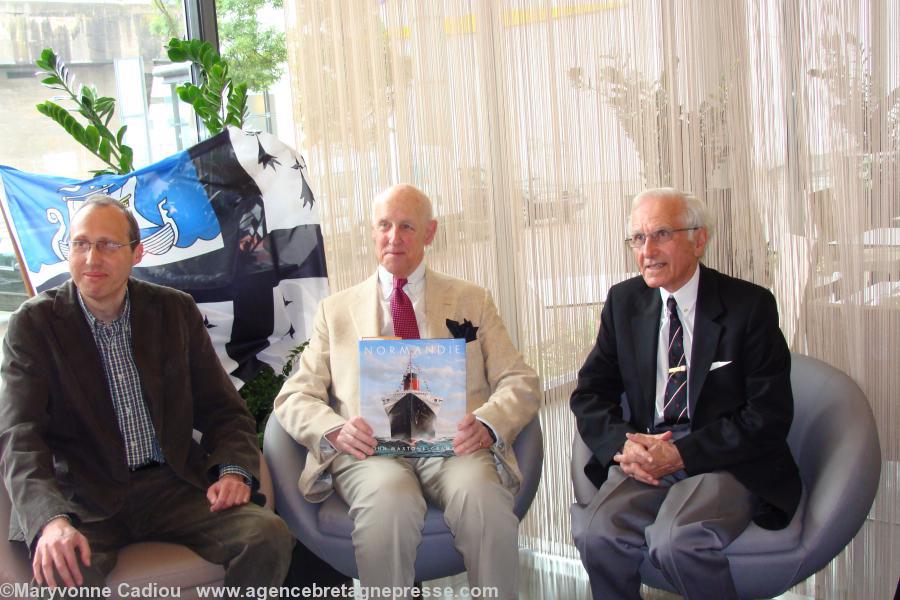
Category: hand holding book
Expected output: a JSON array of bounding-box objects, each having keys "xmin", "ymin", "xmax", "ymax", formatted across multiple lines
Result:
[
  {"xmin": 326, "ymin": 416, "xmax": 377, "ymax": 460},
  {"xmin": 452, "ymin": 413, "xmax": 493, "ymax": 455},
  {"xmin": 359, "ymin": 338, "xmax": 466, "ymax": 457}
]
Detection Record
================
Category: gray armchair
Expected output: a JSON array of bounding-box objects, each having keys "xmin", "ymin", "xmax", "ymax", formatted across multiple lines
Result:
[
  {"xmin": 0, "ymin": 453, "xmax": 275, "ymax": 600},
  {"xmin": 264, "ymin": 414, "xmax": 544, "ymax": 581},
  {"xmin": 570, "ymin": 353, "xmax": 881, "ymax": 598}
]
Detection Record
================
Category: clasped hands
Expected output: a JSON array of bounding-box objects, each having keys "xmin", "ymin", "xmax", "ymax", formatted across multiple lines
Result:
[
  {"xmin": 326, "ymin": 413, "xmax": 492, "ymax": 460},
  {"xmin": 32, "ymin": 474, "xmax": 250, "ymax": 588},
  {"xmin": 613, "ymin": 431, "xmax": 685, "ymax": 486}
]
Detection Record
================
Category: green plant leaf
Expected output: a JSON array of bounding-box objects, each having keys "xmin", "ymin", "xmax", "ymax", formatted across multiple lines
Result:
[
  {"xmin": 95, "ymin": 97, "xmax": 116, "ymax": 127},
  {"xmin": 80, "ymin": 85, "xmax": 96, "ymax": 105},
  {"xmin": 189, "ymin": 39, "xmax": 204, "ymax": 57},
  {"xmin": 36, "ymin": 49, "xmax": 57, "ymax": 73},
  {"xmin": 119, "ymin": 145, "xmax": 134, "ymax": 172},
  {"xmin": 34, "ymin": 48, "xmax": 130, "ymax": 175},
  {"xmin": 156, "ymin": 35, "xmax": 252, "ymax": 140},
  {"xmin": 280, "ymin": 341, "xmax": 308, "ymax": 378},
  {"xmin": 225, "ymin": 82, "xmax": 248, "ymax": 128},
  {"xmin": 36, "ymin": 101, "xmax": 86, "ymax": 143},
  {"xmin": 199, "ymin": 44, "xmax": 219, "ymax": 71},
  {"xmin": 116, "ymin": 125, "xmax": 128, "ymax": 146},
  {"xmin": 176, "ymin": 83, "xmax": 202, "ymax": 103},
  {"xmin": 165, "ymin": 38, "xmax": 188, "ymax": 62},
  {"xmin": 98, "ymin": 138, "xmax": 111, "ymax": 162},
  {"xmin": 39, "ymin": 48, "xmax": 56, "ymax": 67},
  {"xmin": 83, "ymin": 125, "xmax": 100, "ymax": 151},
  {"xmin": 95, "ymin": 96, "xmax": 114, "ymax": 113}
]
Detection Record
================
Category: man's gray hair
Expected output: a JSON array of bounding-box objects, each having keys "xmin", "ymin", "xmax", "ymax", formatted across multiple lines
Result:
[
  {"xmin": 631, "ymin": 187, "xmax": 714, "ymax": 239},
  {"xmin": 373, "ymin": 184, "xmax": 434, "ymax": 221},
  {"xmin": 75, "ymin": 194, "xmax": 141, "ymax": 246}
]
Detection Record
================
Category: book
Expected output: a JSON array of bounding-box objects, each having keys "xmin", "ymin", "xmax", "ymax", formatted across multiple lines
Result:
[{"xmin": 359, "ymin": 338, "xmax": 466, "ymax": 457}]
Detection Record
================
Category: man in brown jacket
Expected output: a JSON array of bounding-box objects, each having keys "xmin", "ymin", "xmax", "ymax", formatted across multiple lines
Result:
[{"xmin": 0, "ymin": 196, "xmax": 293, "ymax": 589}]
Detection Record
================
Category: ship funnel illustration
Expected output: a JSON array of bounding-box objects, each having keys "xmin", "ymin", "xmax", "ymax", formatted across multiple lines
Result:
[{"xmin": 382, "ymin": 356, "xmax": 443, "ymax": 440}]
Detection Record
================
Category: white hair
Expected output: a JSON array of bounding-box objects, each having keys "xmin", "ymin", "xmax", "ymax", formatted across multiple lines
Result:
[{"xmin": 630, "ymin": 187, "xmax": 714, "ymax": 239}]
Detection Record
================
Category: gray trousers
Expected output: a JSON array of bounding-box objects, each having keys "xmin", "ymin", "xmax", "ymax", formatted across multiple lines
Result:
[
  {"xmin": 331, "ymin": 450, "xmax": 518, "ymax": 600},
  {"xmin": 572, "ymin": 466, "xmax": 755, "ymax": 600},
  {"xmin": 70, "ymin": 463, "xmax": 294, "ymax": 590}
]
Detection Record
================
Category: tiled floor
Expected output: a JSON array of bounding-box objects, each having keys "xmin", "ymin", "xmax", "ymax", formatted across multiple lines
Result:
[{"xmin": 425, "ymin": 549, "xmax": 813, "ymax": 599}]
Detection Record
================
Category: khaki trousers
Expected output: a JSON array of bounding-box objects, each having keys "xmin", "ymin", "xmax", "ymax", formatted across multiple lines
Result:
[{"xmin": 331, "ymin": 450, "xmax": 518, "ymax": 600}]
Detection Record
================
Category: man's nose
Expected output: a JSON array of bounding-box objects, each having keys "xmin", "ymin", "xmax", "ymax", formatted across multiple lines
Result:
[
  {"xmin": 85, "ymin": 244, "xmax": 103, "ymax": 261},
  {"xmin": 642, "ymin": 235, "xmax": 660, "ymax": 253}
]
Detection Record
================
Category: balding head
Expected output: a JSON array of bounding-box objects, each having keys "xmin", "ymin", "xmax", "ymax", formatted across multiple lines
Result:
[
  {"xmin": 371, "ymin": 184, "xmax": 438, "ymax": 278},
  {"xmin": 373, "ymin": 184, "xmax": 433, "ymax": 221}
]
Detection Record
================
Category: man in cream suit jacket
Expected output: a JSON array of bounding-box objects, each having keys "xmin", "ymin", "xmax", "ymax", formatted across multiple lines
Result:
[{"xmin": 274, "ymin": 184, "xmax": 540, "ymax": 599}]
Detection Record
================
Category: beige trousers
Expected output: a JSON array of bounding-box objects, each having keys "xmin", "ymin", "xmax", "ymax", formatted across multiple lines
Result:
[{"xmin": 331, "ymin": 450, "xmax": 518, "ymax": 599}]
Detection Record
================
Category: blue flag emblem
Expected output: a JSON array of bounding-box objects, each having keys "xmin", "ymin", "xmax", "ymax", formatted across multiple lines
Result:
[{"xmin": 0, "ymin": 149, "xmax": 223, "ymax": 290}]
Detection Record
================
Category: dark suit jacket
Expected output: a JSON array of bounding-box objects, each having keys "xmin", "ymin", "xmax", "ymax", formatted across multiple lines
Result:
[
  {"xmin": 0, "ymin": 278, "xmax": 259, "ymax": 546},
  {"xmin": 570, "ymin": 265, "xmax": 801, "ymax": 529}
]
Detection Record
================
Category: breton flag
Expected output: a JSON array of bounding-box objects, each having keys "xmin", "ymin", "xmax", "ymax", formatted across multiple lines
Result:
[{"xmin": 0, "ymin": 127, "xmax": 329, "ymax": 386}]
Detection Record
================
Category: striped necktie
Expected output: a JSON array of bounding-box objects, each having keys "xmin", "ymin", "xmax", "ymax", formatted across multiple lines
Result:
[{"xmin": 663, "ymin": 296, "xmax": 689, "ymax": 425}]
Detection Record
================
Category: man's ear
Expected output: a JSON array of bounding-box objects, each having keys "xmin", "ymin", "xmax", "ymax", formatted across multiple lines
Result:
[
  {"xmin": 424, "ymin": 219, "xmax": 438, "ymax": 246},
  {"xmin": 132, "ymin": 242, "xmax": 144, "ymax": 266},
  {"xmin": 693, "ymin": 227, "xmax": 709, "ymax": 257}
]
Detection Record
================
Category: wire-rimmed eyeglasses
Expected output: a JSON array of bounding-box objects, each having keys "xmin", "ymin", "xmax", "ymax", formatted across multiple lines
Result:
[
  {"xmin": 68, "ymin": 239, "xmax": 138, "ymax": 254},
  {"xmin": 625, "ymin": 227, "xmax": 699, "ymax": 249}
]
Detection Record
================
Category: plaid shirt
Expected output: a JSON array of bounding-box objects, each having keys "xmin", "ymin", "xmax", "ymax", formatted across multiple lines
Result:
[
  {"xmin": 78, "ymin": 291, "xmax": 249, "ymax": 483},
  {"xmin": 79, "ymin": 291, "xmax": 163, "ymax": 469}
]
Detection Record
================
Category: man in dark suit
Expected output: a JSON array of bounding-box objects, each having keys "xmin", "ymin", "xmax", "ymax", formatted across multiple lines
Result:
[
  {"xmin": 0, "ymin": 196, "xmax": 293, "ymax": 589},
  {"xmin": 570, "ymin": 188, "xmax": 801, "ymax": 600}
]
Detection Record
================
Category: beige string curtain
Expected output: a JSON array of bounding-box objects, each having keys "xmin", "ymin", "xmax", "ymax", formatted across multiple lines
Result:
[{"xmin": 282, "ymin": 1, "xmax": 898, "ymax": 597}]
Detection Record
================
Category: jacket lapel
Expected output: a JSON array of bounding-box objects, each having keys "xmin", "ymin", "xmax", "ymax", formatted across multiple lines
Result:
[
  {"xmin": 689, "ymin": 265, "xmax": 723, "ymax": 412},
  {"xmin": 49, "ymin": 281, "xmax": 121, "ymax": 438},
  {"xmin": 349, "ymin": 274, "xmax": 382, "ymax": 339},
  {"xmin": 128, "ymin": 280, "xmax": 166, "ymax": 430},
  {"xmin": 423, "ymin": 268, "xmax": 454, "ymax": 339},
  {"xmin": 631, "ymin": 286, "xmax": 661, "ymax": 426}
]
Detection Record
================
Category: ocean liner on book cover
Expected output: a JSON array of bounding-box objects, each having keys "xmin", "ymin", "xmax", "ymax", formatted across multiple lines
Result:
[{"xmin": 359, "ymin": 338, "xmax": 466, "ymax": 457}]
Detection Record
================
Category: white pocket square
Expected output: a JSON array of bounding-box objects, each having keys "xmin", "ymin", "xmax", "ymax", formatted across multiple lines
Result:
[{"xmin": 710, "ymin": 361, "xmax": 732, "ymax": 371}]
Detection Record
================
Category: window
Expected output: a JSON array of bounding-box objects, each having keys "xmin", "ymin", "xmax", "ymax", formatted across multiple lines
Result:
[
  {"xmin": 214, "ymin": 0, "xmax": 295, "ymax": 142},
  {"xmin": 0, "ymin": 0, "xmax": 196, "ymax": 311}
]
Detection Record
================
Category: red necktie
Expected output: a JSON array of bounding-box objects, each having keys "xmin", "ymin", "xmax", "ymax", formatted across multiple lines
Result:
[{"xmin": 390, "ymin": 277, "xmax": 420, "ymax": 339}]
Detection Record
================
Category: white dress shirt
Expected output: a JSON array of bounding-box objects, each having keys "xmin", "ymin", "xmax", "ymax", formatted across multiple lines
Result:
[{"xmin": 654, "ymin": 265, "xmax": 701, "ymax": 424}]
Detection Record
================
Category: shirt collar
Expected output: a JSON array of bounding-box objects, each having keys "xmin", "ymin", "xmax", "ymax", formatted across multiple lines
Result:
[
  {"xmin": 378, "ymin": 261, "xmax": 426, "ymax": 299},
  {"xmin": 659, "ymin": 263, "xmax": 701, "ymax": 316},
  {"xmin": 78, "ymin": 288, "xmax": 131, "ymax": 329}
]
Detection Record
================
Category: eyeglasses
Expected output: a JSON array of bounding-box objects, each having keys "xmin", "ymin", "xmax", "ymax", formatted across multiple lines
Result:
[
  {"xmin": 69, "ymin": 239, "xmax": 137, "ymax": 254},
  {"xmin": 625, "ymin": 227, "xmax": 699, "ymax": 248}
]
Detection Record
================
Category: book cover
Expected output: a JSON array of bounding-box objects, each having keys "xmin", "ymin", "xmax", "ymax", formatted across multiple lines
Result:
[{"xmin": 359, "ymin": 338, "xmax": 466, "ymax": 457}]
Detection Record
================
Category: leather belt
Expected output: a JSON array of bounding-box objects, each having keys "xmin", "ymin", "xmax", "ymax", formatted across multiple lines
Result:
[{"xmin": 130, "ymin": 460, "xmax": 163, "ymax": 472}]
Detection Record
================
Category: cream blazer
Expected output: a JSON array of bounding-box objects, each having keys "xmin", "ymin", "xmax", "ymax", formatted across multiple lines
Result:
[{"xmin": 273, "ymin": 268, "xmax": 541, "ymax": 502}]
